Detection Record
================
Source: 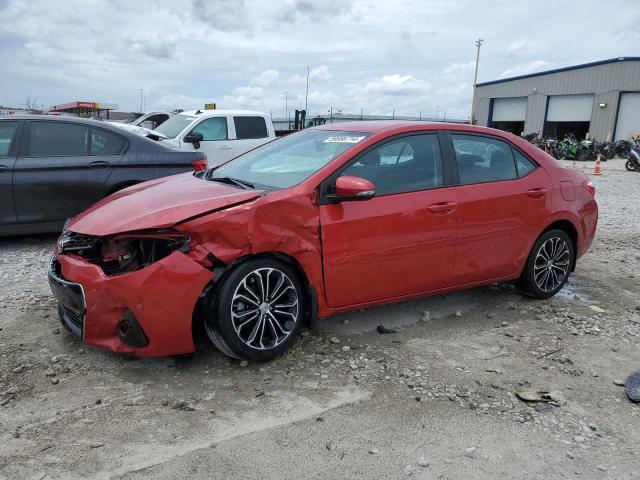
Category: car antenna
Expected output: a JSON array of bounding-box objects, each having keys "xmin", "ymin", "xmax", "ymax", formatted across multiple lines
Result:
[{"xmin": 195, "ymin": 109, "xmax": 202, "ymax": 115}]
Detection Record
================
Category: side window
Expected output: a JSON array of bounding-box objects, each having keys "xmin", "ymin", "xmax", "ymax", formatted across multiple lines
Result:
[
  {"xmin": 91, "ymin": 129, "xmax": 126, "ymax": 155},
  {"xmin": 29, "ymin": 122, "xmax": 88, "ymax": 157},
  {"xmin": 0, "ymin": 121, "xmax": 19, "ymax": 157},
  {"xmin": 452, "ymin": 134, "xmax": 517, "ymax": 185},
  {"xmin": 234, "ymin": 116, "xmax": 268, "ymax": 139},
  {"xmin": 514, "ymin": 149, "xmax": 537, "ymax": 177},
  {"xmin": 341, "ymin": 134, "xmax": 443, "ymax": 196},
  {"xmin": 192, "ymin": 117, "xmax": 228, "ymax": 141}
]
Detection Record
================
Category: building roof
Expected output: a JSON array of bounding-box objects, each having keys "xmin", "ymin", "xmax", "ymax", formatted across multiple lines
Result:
[
  {"xmin": 51, "ymin": 101, "xmax": 118, "ymax": 111},
  {"xmin": 476, "ymin": 57, "xmax": 640, "ymax": 87}
]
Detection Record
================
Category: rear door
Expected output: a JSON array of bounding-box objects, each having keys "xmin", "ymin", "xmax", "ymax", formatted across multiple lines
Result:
[
  {"xmin": 232, "ymin": 115, "xmax": 271, "ymax": 157},
  {"xmin": 13, "ymin": 120, "xmax": 121, "ymax": 225},
  {"xmin": 319, "ymin": 132, "xmax": 459, "ymax": 307},
  {"xmin": 0, "ymin": 120, "xmax": 21, "ymax": 226},
  {"xmin": 447, "ymin": 132, "xmax": 551, "ymax": 284}
]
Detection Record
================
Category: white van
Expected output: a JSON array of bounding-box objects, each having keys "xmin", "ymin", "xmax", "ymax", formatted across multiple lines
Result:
[{"xmin": 150, "ymin": 110, "xmax": 276, "ymax": 166}]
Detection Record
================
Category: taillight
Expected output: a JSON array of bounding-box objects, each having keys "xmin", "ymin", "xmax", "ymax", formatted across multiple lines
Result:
[
  {"xmin": 583, "ymin": 179, "xmax": 596, "ymax": 196},
  {"xmin": 192, "ymin": 158, "xmax": 208, "ymax": 172}
]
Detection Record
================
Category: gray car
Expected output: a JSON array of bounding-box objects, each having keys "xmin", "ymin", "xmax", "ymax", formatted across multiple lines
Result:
[{"xmin": 0, "ymin": 116, "xmax": 208, "ymax": 235}]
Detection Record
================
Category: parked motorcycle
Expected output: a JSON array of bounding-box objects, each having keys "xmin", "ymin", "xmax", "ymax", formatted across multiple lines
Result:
[{"xmin": 625, "ymin": 147, "xmax": 640, "ymax": 172}]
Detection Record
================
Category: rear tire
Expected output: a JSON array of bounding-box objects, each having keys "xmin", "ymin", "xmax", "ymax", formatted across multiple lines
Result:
[
  {"xmin": 520, "ymin": 229, "xmax": 574, "ymax": 299},
  {"xmin": 204, "ymin": 258, "xmax": 306, "ymax": 362},
  {"xmin": 626, "ymin": 159, "xmax": 638, "ymax": 172}
]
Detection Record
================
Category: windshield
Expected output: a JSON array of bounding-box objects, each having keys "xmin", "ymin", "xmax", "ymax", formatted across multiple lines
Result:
[
  {"xmin": 211, "ymin": 130, "xmax": 370, "ymax": 189},
  {"xmin": 154, "ymin": 114, "xmax": 196, "ymax": 139}
]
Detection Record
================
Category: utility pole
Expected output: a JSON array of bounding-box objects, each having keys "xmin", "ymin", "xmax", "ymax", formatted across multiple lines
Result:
[
  {"xmin": 360, "ymin": 108, "xmax": 363, "ymax": 120},
  {"xmin": 471, "ymin": 38, "xmax": 483, "ymax": 124},
  {"xmin": 139, "ymin": 88, "xmax": 143, "ymax": 113},
  {"xmin": 305, "ymin": 66, "xmax": 310, "ymax": 114},
  {"xmin": 436, "ymin": 106, "xmax": 440, "ymax": 121},
  {"xmin": 419, "ymin": 110, "xmax": 422, "ymax": 120}
]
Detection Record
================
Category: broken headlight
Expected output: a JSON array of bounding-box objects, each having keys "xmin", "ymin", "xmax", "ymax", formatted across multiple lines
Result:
[{"xmin": 98, "ymin": 230, "xmax": 191, "ymax": 276}]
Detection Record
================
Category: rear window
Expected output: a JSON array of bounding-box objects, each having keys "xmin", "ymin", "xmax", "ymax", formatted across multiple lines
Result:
[
  {"xmin": 234, "ymin": 116, "xmax": 268, "ymax": 139},
  {"xmin": 29, "ymin": 122, "xmax": 88, "ymax": 157},
  {"xmin": 91, "ymin": 128, "xmax": 126, "ymax": 155}
]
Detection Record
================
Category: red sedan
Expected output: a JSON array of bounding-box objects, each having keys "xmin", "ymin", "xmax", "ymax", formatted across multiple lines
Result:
[{"xmin": 49, "ymin": 122, "xmax": 598, "ymax": 361}]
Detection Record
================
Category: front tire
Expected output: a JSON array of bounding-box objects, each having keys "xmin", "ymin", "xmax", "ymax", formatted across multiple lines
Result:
[
  {"xmin": 520, "ymin": 229, "xmax": 574, "ymax": 299},
  {"xmin": 204, "ymin": 258, "xmax": 306, "ymax": 362},
  {"xmin": 625, "ymin": 159, "xmax": 638, "ymax": 172}
]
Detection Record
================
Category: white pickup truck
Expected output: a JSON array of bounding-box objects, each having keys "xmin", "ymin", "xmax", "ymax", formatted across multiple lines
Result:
[{"xmin": 148, "ymin": 110, "xmax": 276, "ymax": 166}]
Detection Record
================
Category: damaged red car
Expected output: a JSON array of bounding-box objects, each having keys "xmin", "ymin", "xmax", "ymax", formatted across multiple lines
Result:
[{"xmin": 48, "ymin": 122, "xmax": 598, "ymax": 361}]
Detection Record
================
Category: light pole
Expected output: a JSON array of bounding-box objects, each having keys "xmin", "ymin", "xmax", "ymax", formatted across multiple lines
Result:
[
  {"xmin": 436, "ymin": 106, "xmax": 440, "ymax": 121},
  {"xmin": 305, "ymin": 66, "xmax": 309, "ymax": 113},
  {"xmin": 283, "ymin": 91, "xmax": 288, "ymax": 126},
  {"xmin": 471, "ymin": 38, "xmax": 483, "ymax": 124},
  {"xmin": 139, "ymin": 88, "xmax": 143, "ymax": 113}
]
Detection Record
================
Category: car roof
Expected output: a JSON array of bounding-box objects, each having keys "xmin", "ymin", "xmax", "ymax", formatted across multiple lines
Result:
[
  {"xmin": 178, "ymin": 109, "xmax": 267, "ymax": 118},
  {"xmin": 312, "ymin": 120, "xmax": 523, "ymax": 138},
  {"xmin": 1, "ymin": 115, "xmax": 114, "ymax": 126}
]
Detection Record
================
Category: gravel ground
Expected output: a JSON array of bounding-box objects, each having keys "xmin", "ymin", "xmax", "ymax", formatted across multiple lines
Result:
[{"xmin": 1, "ymin": 158, "xmax": 639, "ymax": 480}]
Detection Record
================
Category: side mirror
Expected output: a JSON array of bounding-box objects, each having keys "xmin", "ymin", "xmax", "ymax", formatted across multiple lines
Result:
[
  {"xmin": 184, "ymin": 131, "xmax": 204, "ymax": 149},
  {"xmin": 329, "ymin": 175, "xmax": 375, "ymax": 202}
]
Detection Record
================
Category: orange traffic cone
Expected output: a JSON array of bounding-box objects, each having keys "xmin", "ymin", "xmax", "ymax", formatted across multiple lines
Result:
[{"xmin": 592, "ymin": 155, "xmax": 602, "ymax": 175}]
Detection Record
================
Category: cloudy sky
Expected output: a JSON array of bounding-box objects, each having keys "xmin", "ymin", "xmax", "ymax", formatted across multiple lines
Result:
[{"xmin": 1, "ymin": 0, "xmax": 638, "ymax": 120}]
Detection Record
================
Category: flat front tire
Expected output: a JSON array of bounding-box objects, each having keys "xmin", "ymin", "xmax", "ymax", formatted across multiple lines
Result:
[
  {"xmin": 204, "ymin": 258, "xmax": 306, "ymax": 362},
  {"xmin": 520, "ymin": 229, "xmax": 574, "ymax": 299}
]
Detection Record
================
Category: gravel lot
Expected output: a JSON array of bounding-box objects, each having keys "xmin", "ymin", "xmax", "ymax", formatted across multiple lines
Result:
[{"xmin": 1, "ymin": 158, "xmax": 639, "ymax": 480}]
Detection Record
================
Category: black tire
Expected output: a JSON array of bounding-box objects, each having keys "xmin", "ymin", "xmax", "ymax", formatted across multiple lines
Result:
[
  {"xmin": 625, "ymin": 159, "xmax": 638, "ymax": 172},
  {"xmin": 520, "ymin": 229, "xmax": 574, "ymax": 299},
  {"xmin": 605, "ymin": 149, "xmax": 615, "ymax": 160},
  {"xmin": 204, "ymin": 258, "xmax": 306, "ymax": 362}
]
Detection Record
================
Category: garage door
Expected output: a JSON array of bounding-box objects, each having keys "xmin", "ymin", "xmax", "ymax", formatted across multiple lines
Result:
[
  {"xmin": 546, "ymin": 94, "xmax": 594, "ymax": 122},
  {"xmin": 615, "ymin": 93, "xmax": 640, "ymax": 141},
  {"xmin": 492, "ymin": 97, "xmax": 527, "ymax": 121}
]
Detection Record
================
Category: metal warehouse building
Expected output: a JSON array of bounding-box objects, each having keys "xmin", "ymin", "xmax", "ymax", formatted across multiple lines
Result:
[{"xmin": 473, "ymin": 57, "xmax": 640, "ymax": 141}]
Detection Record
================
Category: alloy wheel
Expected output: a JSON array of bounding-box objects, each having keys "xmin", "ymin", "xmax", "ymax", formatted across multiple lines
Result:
[
  {"xmin": 533, "ymin": 237, "xmax": 570, "ymax": 292},
  {"xmin": 230, "ymin": 267, "xmax": 299, "ymax": 350}
]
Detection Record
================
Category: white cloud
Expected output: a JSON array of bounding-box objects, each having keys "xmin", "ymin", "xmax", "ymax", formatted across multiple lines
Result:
[
  {"xmin": 501, "ymin": 60, "xmax": 550, "ymax": 78},
  {"xmin": 362, "ymin": 74, "xmax": 428, "ymax": 96},
  {"xmin": 502, "ymin": 40, "xmax": 543, "ymax": 58},
  {"xmin": 250, "ymin": 69, "xmax": 280, "ymax": 88},
  {"xmin": 0, "ymin": 0, "xmax": 634, "ymax": 120}
]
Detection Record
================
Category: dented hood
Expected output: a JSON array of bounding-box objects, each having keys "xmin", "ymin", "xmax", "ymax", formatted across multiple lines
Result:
[{"xmin": 68, "ymin": 173, "xmax": 263, "ymax": 236}]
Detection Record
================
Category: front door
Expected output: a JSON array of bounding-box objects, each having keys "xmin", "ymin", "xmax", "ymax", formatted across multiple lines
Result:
[
  {"xmin": 186, "ymin": 116, "xmax": 233, "ymax": 166},
  {"xmin": 448, "ymin": 133, "xmax": 552, "ymax": 284},
  {"xmin": 0, "ymin": 120, "xmax": 21, "ymax": 227},
  {"xmin": 319, "ymin": 133, "xmax": 459, "ymax": 307},
  {"xmin": 13, "ymin": 121, "xmax": 121, "ymax": 225}
]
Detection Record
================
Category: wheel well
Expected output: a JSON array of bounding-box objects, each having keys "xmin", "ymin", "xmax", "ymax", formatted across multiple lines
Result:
[
  {"xmin": 194, "ymin": 252, "xmax": 317, "ymax": 337},
  {"xmin": 542, "ymin": 220, "xmax": 578, "ymax": 271}
]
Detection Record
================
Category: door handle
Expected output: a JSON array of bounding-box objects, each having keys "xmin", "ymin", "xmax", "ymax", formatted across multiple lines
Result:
[
  {"xmin": 220, "ymin": 145, "xmax": 232, "ymax": 150},
  {"xmin": 427, "ymin": 201, "xmax": 457, "ymax": 214},
  {"xmin": 526, "ymin": 188, "xmax": 548, "ymax": 199},
  {"xmin": 0, "ymin": 165, "xmax": 9, "ymax": 172},
  {"xmin": 88, "ymin": 161, "xmax": 111, "ymax": 169}
]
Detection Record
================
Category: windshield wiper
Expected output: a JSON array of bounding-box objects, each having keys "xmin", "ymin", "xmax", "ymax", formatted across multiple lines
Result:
[{"xmin": 208, "ymin": 176, "xmax": 254, "ymax": 190}]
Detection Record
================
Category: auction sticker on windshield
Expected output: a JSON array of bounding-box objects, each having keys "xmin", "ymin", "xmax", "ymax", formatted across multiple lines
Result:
[{"xmin": 323, "ymin": 135, "xmax": 366, "ymax": 143}]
